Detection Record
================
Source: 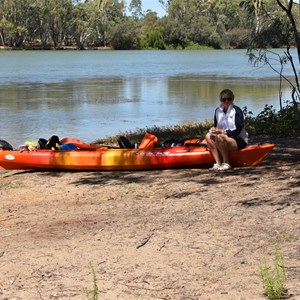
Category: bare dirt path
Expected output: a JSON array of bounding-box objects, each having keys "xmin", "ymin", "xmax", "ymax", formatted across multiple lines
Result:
[{"xmin": 0, "ymin": 138, "xmax": 299, "ymax": 300}]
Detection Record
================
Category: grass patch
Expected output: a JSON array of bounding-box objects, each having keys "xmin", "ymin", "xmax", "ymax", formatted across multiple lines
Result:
[
  {"xmin": 259, "ymin": 245, "xmax": 287, "ymax": 300},
  {"xmin": 84, "ymin": 263, "xmax": 99, "ymax": 300},
  {"xmin": 92, "ymin": 122, "xmax": 213, "ymax": 146}
]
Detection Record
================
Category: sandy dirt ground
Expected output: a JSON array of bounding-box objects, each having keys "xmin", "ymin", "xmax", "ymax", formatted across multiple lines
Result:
[{"xmin": 0, "ymin": 137, "xmax": 299, "ymax": 300}]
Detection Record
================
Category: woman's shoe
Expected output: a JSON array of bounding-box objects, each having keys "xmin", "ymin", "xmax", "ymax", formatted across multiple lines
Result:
[
  {"xmin": 220, "ymin": 162, "xmax": 232, "ymax": 170},
  {"xmin": 209, "ymin": 163, "xmax": 221, "ymax": 171}
]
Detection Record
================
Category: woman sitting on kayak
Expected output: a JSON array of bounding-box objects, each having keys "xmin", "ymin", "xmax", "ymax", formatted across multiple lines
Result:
[{"xmin": 206, "ymin": 89, "xmax": 248, "ymax": 171}]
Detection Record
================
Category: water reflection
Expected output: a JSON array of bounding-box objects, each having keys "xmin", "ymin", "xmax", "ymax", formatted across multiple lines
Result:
[{"xmin": 166, "ymin": 76, "xmax": 285, "ymax": 112}]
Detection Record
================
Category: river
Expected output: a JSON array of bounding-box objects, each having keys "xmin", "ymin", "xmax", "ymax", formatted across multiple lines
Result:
[{"xmin": 0, "ymin": 49, "xmax": 295, "ymax": 147}]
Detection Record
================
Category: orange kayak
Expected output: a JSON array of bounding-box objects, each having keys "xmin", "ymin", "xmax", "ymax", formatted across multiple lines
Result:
[{"xmin": 0, "ymin": 143, "xmax": 275, "ymax": 171}]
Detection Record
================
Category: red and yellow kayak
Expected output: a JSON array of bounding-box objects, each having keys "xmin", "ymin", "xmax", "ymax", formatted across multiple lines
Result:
[{"xmin": 0, "ymin": 135, "xmax": 275, "ymax": 171}]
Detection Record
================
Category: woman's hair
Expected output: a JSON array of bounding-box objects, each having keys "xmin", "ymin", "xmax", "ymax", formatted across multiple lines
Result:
[{"xmin": 219, "ymin": 89, "xmax": 234, "ymax": 99}]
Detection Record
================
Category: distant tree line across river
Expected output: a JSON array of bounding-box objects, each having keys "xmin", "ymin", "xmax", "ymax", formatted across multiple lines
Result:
[{"xmin": 0, "ymin": 0, "xmax": 299, "ymax": 50}]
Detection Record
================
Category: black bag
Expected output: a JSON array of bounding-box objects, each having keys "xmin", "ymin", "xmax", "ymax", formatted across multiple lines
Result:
[
  {"xmin": 117, "ymin": 136, "xmax": 134, "ymax": 149},
  {"xmin": 45, "ymin": 135, "xmax": 61, "ymax": 150},
  {"xmin": 38, "ymin": 138, "xmax": 47, "ymax": 149},
  {"xmin": 161, "ymin": 138, "xmax": 186, "ymax": 147},
  {"xmin": 0, "ymin": 139, "xmax": 13, "ymax": 150}
]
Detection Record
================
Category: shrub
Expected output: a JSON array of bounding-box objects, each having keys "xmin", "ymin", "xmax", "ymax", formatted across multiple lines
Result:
[
  {"xmin": 243, "ymin": 102, "xmax": 300, "ymax": 137},
  {"xmin": 259, "ymin": 245, "xmax": 287, "ymax": 300}
]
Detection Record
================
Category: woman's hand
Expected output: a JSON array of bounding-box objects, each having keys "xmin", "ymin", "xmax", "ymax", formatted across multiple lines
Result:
[
  {"xmin": 209, "ymin": 127, "xmax": 225, "ymax": 135},
  {"xmin": 209, "ymin": 127, "xmax": 216, "ymax": 134}
]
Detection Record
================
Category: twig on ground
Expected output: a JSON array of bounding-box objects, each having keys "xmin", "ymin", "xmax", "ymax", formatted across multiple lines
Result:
[
  {"xmin": 234, "ymin": 248, "xmax": 244, "ymax": 256},
  {"xmin": 158, "ymin": 239, "xmax": 169, "ymax": 251},
  {"xmin": 37, "ymin": 288, "xmax": 45, "ymax": 300},
  {"xmin": 136, "ymin": 233, "xmax": 154, "ymax": 249}
]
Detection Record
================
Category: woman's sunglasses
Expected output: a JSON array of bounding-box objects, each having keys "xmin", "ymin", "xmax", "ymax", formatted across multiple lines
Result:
[{"xmin": 221, "ymin": 97, "xmax": 233, "ymax": 102}]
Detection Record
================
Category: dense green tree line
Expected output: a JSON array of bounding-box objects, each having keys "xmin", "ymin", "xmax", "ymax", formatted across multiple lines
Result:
[{"xmin": 0, "ymin": 0, "xmax": 299, "ymax": 50}]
